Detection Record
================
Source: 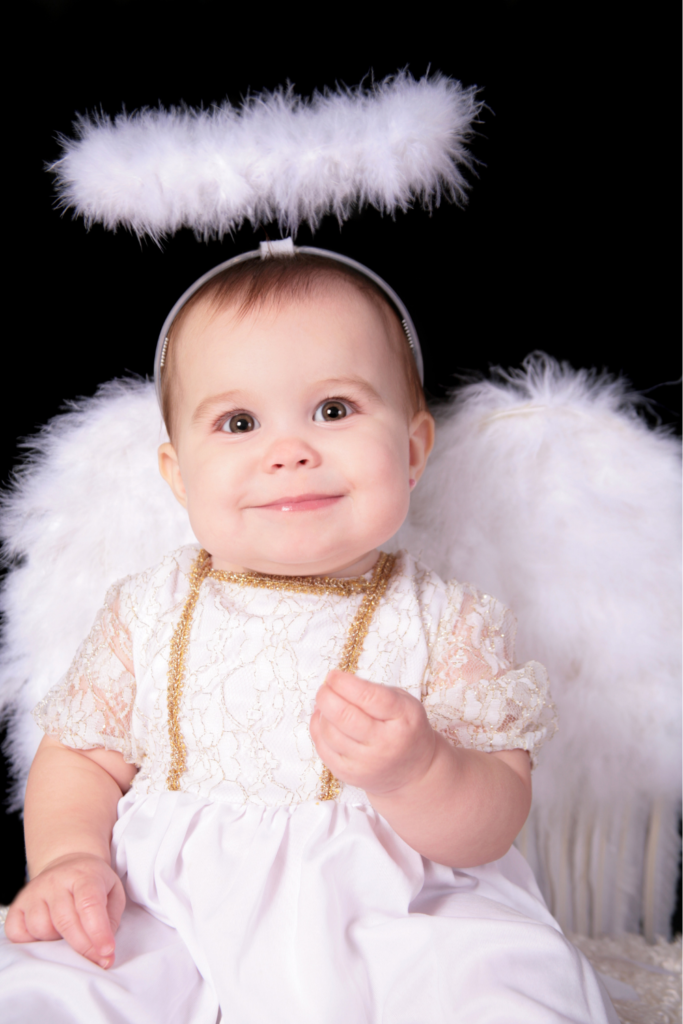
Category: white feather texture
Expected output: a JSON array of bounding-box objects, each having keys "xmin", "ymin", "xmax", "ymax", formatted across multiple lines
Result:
[
  {"xmin": 0, "ymin": 359, "xmax": 679, "ymax": 938},
  {"xmin": 394, "ymin": 354, "xmax": 682, "ymax": 938},
  {"xmin": 49, "ymin": 72, "xmax": 482, "ymax": 240},
  {"xmin": 0, "ymin": 380, "xmax": 195, "ymax": 804}
]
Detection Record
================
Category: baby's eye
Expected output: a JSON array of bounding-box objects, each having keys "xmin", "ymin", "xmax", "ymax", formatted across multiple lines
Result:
[
  {"xmin": 313, "ymin": 399, "xmax": 353, "ymax": 423},
  {"xmin": 221, "ymin": 412, "xmax": 260, "ymax": 434}
]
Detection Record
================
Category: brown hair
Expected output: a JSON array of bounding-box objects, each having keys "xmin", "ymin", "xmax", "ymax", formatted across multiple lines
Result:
[{"xmin": 161, "ymin": 253, "xmax": 426, "ymax": 440}]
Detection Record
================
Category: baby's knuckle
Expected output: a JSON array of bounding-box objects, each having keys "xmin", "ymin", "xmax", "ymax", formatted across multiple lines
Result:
[
  {"xmin": 405, "ymin": 707, "xmax": 425, "ymax": 733},
  {"xmin": 50, "ymin": 908, "xmax": 75, "ymax": 934},
  {"xmin": 360, "ymin": 685, "xmax": 381, "ymax": 708},
  {"xmin": 75, "ymin": 891, "xmax": 103, "ymax": 913},
  {"xmin": 338, "ymin": 704, "xmax": 358, "ymax": 728}
]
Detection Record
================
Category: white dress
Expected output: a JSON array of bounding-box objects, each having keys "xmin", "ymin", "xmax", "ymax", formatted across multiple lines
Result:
[{"xmin": 0, "ymin": 547, "xmax": 617, "ymax": 1023}]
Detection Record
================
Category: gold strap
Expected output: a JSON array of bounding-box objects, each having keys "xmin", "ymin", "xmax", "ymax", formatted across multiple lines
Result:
[
  {"xmin": 166, "ymin": 550, "xmax": 213, "ymax": 790},
  {"xmin": 166, "ymin": 550, "xmax": 396, "ymax": 794},
  {"xmin": 208, "ymin": 567, "xmax": 373, "ymax": 597},
  {"xmin": 318, "ymin": 552, "xmax": 395, "ymax": 800}
]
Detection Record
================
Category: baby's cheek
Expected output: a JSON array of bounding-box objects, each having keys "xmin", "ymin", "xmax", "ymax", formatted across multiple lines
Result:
[
  {"xmin": 356, "ymin": 442, "xmax": 411, "ymax": 533},
  {"xmin": 183, "ymin": 474, "xmax": 236, "ymax": 552}
]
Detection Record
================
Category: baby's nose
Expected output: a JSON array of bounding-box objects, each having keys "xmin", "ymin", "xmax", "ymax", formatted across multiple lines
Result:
[{"xmin": 264, "ymin": 437, "xmax": 321, "ymax": 472}]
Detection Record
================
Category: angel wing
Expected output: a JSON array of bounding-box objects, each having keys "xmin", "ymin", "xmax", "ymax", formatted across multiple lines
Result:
[
  {"xmin": 395, "ymin": 354, "xmax": 681, "ymax": 939},
  {"xmin": 0, "ymin": 379, "xmax": 194, "ymax": 803}
]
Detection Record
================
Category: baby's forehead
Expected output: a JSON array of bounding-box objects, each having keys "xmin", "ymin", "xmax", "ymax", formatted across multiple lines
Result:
[
  {"xmin": 164, "ymin": 272, "xmax": 421, "ymax": 431},
  {"xmin": 177, "ymin": 279, "xmax": 401, "ymax": 361}
]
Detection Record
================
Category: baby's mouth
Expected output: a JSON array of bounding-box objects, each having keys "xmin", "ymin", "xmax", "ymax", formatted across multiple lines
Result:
[{"xmin": 254, "ymin": 493, "xmax": 344, "ymax": 513}]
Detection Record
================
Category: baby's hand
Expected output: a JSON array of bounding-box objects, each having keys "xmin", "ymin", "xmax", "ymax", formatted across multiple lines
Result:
[
  {"xmin": 5, "ymin": 853, "xmax": 125, "ymax": 969},
  {"xmin": 310, "ymin": 670, "xmax": 436, "ymax": 796}
]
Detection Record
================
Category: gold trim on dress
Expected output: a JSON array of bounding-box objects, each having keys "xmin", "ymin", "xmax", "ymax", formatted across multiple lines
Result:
[
  {"xmin": 208, "ymin": 566, "xmax": 376, "ymax": 597},
  {"xmin": 166, "ymin": 549, "xmax": 213, "ymax": 790},
  {"xmin": 166, "ymin": 549, "xmax": 396, "ymax": 794},
  {"xmin": 318, "ymin": 552, "xmax": 395, "ymax": 800},
  {"xmin": 335, "ymin": 553, "xmax": 395, "ymax": 675}
]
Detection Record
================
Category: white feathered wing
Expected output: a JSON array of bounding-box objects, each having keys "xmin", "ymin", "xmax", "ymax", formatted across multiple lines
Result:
[
  {"xmin": 0, "ymin": 380, "xmax": 195, "ymax": 801},
  {"xmin": 394, "ymin": 355, "xmax": 681, "ymax": 938}
]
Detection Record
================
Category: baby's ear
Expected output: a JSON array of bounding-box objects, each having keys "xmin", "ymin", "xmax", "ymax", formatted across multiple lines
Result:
[
  {"xmin": 408, "ymin": 411, "xmax": 435, "ymax": 484},
  {"xmin": 158, "ymin": 443, "xmax": 187, "ymax": 508}
]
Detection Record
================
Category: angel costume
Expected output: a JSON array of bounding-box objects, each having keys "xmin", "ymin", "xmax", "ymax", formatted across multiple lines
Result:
[{"xmin": 0, "ymin": 545, "xmax": 617, "ymax": 1023}]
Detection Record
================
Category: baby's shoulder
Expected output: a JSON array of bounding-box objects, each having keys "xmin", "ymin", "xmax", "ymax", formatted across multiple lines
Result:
[
  {"xmin": 394, "ymin": 549, "xmax": 488, "ymax": 607},
  {"xmin": 393, "ymin": 549, "xmax": 513, "ymax": 640},
  {"xmin": 107, "ymin": 543, "xmax": 202, "ymax": 626}
]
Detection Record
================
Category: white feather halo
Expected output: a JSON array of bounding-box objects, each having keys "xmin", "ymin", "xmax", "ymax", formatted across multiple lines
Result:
[{"xmin": 49, "ymin": 71, "xmax": 482, "ymax": 241}]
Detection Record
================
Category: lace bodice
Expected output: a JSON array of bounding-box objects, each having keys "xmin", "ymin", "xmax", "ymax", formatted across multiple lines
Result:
[{"xmin": 33, "ymin": 547, "xmax": 557, "ymax": 804}]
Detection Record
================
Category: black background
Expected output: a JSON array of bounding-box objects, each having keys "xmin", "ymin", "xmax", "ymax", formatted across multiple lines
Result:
[{"xmin": 1, "ymin": 0, "xmax": 680, "ymax": 924}]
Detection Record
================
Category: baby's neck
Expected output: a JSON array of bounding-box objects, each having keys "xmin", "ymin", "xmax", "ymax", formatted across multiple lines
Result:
[
  {"xmin": 210, "ymin": 549, "xmax": 381, "ymax": 579},
  {"xmin": 319, "ymin": 550, "xmax": 380, "ymax": 579}
]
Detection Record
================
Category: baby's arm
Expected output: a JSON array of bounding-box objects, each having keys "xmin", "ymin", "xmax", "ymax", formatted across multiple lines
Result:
[
  {"xmin": 311, "ymin": 671, "xmax": 530, "ymax": 868},
  {"xmin": 5, "ymin": 735, "xmax": 137, "ymax": 968}
]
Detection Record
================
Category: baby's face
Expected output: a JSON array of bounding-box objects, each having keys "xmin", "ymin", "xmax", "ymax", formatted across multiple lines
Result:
[{"xmin": 159, "ymin": 284, "xmax": 433, "ymax": 576}]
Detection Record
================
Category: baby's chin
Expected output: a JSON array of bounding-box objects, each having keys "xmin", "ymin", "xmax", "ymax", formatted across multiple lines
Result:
[{"xmin": 195, "ymin": 500, "xmax": 408, "ymax": 576}]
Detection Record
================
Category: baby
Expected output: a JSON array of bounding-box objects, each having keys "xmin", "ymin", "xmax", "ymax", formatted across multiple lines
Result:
[{"xmin": 1, "ymin": 253, "xmax": 616, "ymax": 1023}]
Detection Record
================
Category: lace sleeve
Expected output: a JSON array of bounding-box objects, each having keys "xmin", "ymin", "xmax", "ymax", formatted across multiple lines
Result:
[
  {"xmin": 32, "ymin": 580, "xmax": 143, "ymax": 765},
  {"xmin": 423, "ymin": 585, "xmax": 558, "ymax": 768}
]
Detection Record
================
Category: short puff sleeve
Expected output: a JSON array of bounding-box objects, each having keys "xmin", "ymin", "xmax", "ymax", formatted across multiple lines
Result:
[
  {"xmin": 32, "ymin": 578, "xmax": 142, "ymax": 765},
  {"xmin": 423, "ymin": 584, "xmax": 557, "ymax": 768}
]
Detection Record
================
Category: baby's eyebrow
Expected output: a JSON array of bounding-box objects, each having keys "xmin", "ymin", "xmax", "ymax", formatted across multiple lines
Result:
[
  {"xmin": 191, "ymin": 391, "xmax": 247, "ymax": 423},
  {"xmin": 192, "ymin": 378, "xmax": 382, "ymax": 423},
  {"xmin": 317, "ymin": 377, "xmax": 382, "ymax": 402}
]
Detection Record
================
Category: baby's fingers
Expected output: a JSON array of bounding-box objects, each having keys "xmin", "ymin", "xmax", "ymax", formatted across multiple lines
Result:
[
  {"xmin": 315, "ymin": 681, "xmax": 375, "ymax": 742},
  {"xmin": 5, "ymin": 900, "xmax": 60, "ymax": 943},
  {"xmin": 324, "ymin": 671, "xmax": 407, "ymax": 721},
  {"xmin": 69, "ymin": 875, "xmax": 121, "ymax": 967},
  {"xmin": 46, "ymin": 892, "xmax": 111, "ymax": 967}
]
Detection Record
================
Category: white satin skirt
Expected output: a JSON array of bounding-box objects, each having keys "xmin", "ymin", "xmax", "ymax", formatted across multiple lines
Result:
[{"xmin": 1, "ymin": 791, "xmax": 618, "ymax": 1023}]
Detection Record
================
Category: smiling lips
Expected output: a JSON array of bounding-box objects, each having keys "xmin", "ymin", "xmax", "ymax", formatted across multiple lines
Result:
[{"xmin": 255, "ymin": 493, "xmax": 343, "ymax": 513}]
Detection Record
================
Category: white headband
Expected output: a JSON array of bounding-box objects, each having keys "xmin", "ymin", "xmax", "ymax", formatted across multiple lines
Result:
[{"xmin": 154, "ymin": 238, "xmax": 424, "ymax": 406}]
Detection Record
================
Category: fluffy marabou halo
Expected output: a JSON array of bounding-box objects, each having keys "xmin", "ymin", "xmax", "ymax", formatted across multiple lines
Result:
[{"xmin": 49, "ymin": 71, "xmax": 483, "ymax": 241}]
